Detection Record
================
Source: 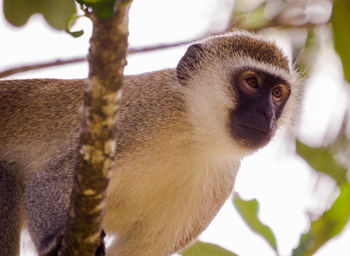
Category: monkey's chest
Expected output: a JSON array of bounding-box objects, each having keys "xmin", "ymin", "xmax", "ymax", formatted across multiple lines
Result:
[{"xmin": 104, "ymin": 151, "xmax": 239, "ymax": 252}]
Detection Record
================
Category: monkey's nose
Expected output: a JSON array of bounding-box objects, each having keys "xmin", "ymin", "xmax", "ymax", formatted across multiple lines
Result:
[{"xmin": 263, "ymin": 110, "xmax": 272, "ymax": 119}]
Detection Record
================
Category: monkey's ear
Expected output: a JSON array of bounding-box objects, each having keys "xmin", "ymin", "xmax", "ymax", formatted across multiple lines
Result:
[{"xmin": 176, "ymin": 43, "xmax": 207, "ymax": 85}]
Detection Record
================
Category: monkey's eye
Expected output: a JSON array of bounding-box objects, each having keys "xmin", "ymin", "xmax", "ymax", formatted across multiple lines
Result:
[
  {"xmin": 245, "ymin": 76, "xmax": 259, "ymax": 89},
  {"xmin": 272, "ymin": 86, "xmax": 283, "ymax": 99}
]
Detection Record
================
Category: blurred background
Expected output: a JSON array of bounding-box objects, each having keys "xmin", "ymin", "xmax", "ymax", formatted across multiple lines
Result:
[{"xmin": 1, "ymin": 0, "xmax": 349, "ymax": 255}]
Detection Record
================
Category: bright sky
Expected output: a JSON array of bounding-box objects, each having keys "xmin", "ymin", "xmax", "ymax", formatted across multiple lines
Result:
[{"xmin": 1, "ymin": 0, "xmax": 350, "ymax": 255}]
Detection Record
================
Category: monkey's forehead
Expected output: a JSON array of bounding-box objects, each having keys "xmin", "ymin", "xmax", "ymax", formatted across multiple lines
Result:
[{"xmin": 204, "ymin": 33, "xmax": 290, "ymax": 73}]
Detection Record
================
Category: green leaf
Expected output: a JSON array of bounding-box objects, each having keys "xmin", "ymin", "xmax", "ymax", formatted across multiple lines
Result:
[
  {"xmin": 3, "ymin": 0, "xmax": 77, "ymax": 30},
  {"xmin": 296, "ymin": 141, "xmax": 347, "ymax": 185},
  {"xmin": 65, "ymin": 14, "xmax": 84, "ymax": 38},
  {"xmin": 182, "ymin": 241, "xmax": 238, "ymax": 256},
  {"xmin": 41, "ymin": 0, "xmax": 77, "ymax": 30},
  {"xmin": 233, "ymin": 193, "xmax": 278, "ymax": 252},
  {"xmin": 292, "ymin": 183, "xmax": 350, "ymax": 256},
  {"xmin": 3, "ymin": 0, "xmax": 36, "ymax": 27},
  {"xmin": 76, "ymin": 0, "xmax": 117, "ymax": 18},
  {"xmin": 67, "ymin": 30, "xmax": 84, "ymax": 38},
  {"xmin": 331, "ymin": 0, "xmax": 350, "ymax": 83}
]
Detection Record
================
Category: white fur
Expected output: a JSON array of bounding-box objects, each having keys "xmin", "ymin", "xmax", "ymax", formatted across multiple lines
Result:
[{"xmin": 105, "ymin": 128, "xmax": 240, "ymax": 255}]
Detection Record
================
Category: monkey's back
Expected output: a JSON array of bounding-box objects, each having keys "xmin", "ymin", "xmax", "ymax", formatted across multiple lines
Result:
[
  {"xmin": 0, "ymin": 79, "xmax": 84, "ymax": 177},
  {"xmin": 0, "ymin": 70, "xmax": 185, "ymax": 174}
]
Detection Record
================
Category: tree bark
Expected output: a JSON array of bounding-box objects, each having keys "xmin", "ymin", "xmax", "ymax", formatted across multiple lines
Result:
[{"xmin": 57, "ymin": 1, "xmax": 132, "ymax": 255}]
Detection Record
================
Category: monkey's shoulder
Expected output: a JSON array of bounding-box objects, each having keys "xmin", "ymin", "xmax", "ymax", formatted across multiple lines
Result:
[
  {"xmin": 116, "ymin": 69, "xmax": 188, "ymax": 153},
  {"xmin": 122, "ymin": 69, "xmax": 186, "ymax": 121},
  {"xmin": 123, "ymin": 69, "xmax": 184, "ymax": 108},
  {"xmin": 0, "ymin": 79, "xmax": 84, "ymax": 114}
]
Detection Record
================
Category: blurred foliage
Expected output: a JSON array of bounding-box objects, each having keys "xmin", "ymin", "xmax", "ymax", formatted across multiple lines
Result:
[
  {"xmin": 294, "ymin": 29, "xmax": 317, "ymax": 78},
  {"xmin": 2, "ymin": 0, "xmax": 122, "ymax": 32},
  {"xmin": 292, "ymin": 121, "xmax": 350, "ymax": 255},
  {"xmin": 182, "ymin": 241, "xmax": 238, "ymax": 256},
  {"xmin": 331, "ymin": 0, "xmax": 350, "ymax": 84},
  {"xmin": 296, "ymin": 141, "xmax": 348, "ymax": 186},
  {"xmin": 233, "ymin": 193, "xmax": 278, "ymax": 253},
  {"xmin": 233, "ymin": 3, "xmax": 269, "ymax": 30},
  {"xmin": 292, "ymin": 183, "xmax": 350, "ymax": 256},
  {"xmin": 3, "ymin": 0, "xmax": 76, "ymax": 30}
]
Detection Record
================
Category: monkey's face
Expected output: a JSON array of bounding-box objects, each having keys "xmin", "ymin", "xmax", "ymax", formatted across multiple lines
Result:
[
  {"xmin": 177, "ymin": 32, "xmax": 300, "ymax": 156},
  {"xmin": 229, "ymin": 68, "xmax": 291, "ymax": 149}
]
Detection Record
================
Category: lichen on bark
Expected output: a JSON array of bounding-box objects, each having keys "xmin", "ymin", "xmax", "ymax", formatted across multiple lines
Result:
[{"xmin": 56, "ymin": 1, "xmax": 133, "ymax": 255}]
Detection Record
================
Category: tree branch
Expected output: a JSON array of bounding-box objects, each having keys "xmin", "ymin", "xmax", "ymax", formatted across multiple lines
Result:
[
  {"xmin": 0, "ymin": 57, "xmax": 85, "ymax": 79},
  {"xmin": 0, "ymin": 40, "xmax": 195, "ymax": 79}
]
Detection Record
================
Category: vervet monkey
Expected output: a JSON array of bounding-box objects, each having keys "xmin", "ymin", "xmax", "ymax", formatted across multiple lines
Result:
[{"xmin": 0, "ymin": 31, "xmax": 300, "ymax": 256}]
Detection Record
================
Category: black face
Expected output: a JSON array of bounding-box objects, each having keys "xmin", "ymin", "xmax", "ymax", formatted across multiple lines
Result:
[{"xmin": 229, "ymin": 68, "xmax": 291, "ymax": 149}]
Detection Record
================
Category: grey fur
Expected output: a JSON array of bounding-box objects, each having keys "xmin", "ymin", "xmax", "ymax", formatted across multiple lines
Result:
[
  {"xmin": 0, "ymin": 162, "xmax": 23, "ymax": 256},
  {"xmin": 24, "ymin": 146, "xmax": 76, "ymax": 254}
]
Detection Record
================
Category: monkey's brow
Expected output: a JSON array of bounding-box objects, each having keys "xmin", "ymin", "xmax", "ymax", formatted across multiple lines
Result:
[{"xmin": 221, "ymin": 36, "xmax": 290, "ymax": 72}]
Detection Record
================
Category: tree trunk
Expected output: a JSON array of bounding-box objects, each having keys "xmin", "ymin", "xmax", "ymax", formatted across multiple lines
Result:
[{"xmin": 57, "ymin": 1, "xmax": 132, "ymax": 255}]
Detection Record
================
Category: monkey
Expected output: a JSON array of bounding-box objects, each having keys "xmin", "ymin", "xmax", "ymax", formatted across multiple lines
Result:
[
  {"xmin": 0, "ymin": 31, "xmax": 301, "ymax": 256},
  {"xmin": 0, "ymin": 161, "xmax": 23, "ymax": 256}
]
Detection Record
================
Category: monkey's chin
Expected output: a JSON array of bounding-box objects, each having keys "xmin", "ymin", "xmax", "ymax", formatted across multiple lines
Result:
[{"xmin": 231, "ymin": 124, "xmax": 273, "ymax": 149}]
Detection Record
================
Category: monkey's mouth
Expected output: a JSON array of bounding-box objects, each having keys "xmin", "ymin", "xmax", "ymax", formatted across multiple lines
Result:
[{"xmin": 238, "ymin": 124, "xmax": 269, "ymax": 136}]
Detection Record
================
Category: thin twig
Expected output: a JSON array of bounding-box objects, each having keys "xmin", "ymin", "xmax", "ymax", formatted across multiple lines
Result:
[
  {"xmin": 0, "ymin": 39, "xmax": 196, "ymax": 79},
  {"xmin": 0, "ymin": 57, "xmax": 86, "ymax": 79}
]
